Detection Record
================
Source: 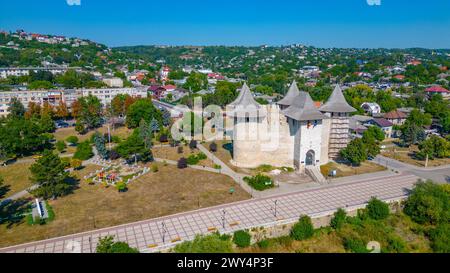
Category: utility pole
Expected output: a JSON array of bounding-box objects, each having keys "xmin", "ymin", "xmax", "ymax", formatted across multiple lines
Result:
[{"xmin": 221, "ymin": 209, "xmax": 226, "ymax": 229}]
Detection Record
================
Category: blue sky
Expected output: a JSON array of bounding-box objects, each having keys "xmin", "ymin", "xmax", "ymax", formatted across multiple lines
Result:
[{"xmin": 1, "ymin": 0, "xmax": 449, "ymax": 48}]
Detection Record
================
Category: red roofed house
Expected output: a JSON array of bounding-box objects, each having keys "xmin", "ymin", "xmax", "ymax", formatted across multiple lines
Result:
[
  {"xmin": 425, "ymin": 86, "xmax": 450, "ymax": 98},
  {"xmin": 393, "ymin": 75, "xmax": 405, "ymax": 81}
]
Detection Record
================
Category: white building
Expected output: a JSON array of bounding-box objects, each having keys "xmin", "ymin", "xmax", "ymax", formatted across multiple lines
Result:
[
  {"xmin": 230, "ymin": 82, "xmax": 355, "ymax": 174},
  {"xmin": 79, "ymin": 87, "xmax": 148, "ymax": 106},
  {"xmin": 102, "ymin": 77, "xmax": 124, "ymax": 88},
  {"xmin": 0, "ymin": 67, "xmax": 71, "ymax": 79}
]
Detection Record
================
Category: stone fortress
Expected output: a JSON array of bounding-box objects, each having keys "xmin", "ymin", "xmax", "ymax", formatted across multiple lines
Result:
[{"xmin": 228, "ymin": 81, "xmax": 356, "ymax": 174}]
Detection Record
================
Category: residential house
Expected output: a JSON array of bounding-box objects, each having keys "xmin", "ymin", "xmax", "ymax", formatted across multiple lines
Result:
[
  {"xmin": 383, "ymin": 109, "xmax": 407, "ymax": 126},
  {"xmin": 360, "ymin": 102, "xmax": 382, "ymax": 115},
  {"xmin": 366, "ymin": 118, "xmax": 394, "ymax": 139}
]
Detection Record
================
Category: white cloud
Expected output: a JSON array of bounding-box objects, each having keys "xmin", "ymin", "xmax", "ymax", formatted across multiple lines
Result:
[{"xmin": 66, "ymin": 0, "xmax": 81, "ymax": 6}]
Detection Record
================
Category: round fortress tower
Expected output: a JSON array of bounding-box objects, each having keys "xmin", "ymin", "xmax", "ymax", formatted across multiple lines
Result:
[{"xmin": 228, "ymin": 83, "xmax": 267, "ymax": 168}]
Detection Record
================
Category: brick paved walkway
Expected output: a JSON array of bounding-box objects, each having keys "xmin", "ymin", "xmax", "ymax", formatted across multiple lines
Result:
[{"xmin": 0, "ymin": 173, "xmax": 419, "ymax": 253}]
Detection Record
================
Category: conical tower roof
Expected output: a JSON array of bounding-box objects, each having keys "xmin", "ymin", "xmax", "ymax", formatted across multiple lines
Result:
[
  {"xmin": 228, "ymin": 83, "xmax": 264, "ymax": 117},
  {"xmin": 282, "ymin": 91, "xmax": 327, "ymax": 121},
  {"xmin": 277, "ymin": 80, "xmax": 300, "ymax": 106},
  {"xmin": 319, "ymin": 84, "xmax": 356, "ymax": 113}
]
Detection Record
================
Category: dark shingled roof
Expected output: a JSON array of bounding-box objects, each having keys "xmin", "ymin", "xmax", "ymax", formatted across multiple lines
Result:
[
  {"xmin": 373, "ymin": 118, "xmax": 393, "ymax": 127},
  {"xmin": 319, "ymin": 85, "xmax": 356, "ymax": 113},
  {"xmin": 228, "ymin": 83, "xmax": 265, "ymax": 117},
  {"xmin": 277, "ymin": 80, "xmax": 300, "ymax": 106},
  {"xmin": 282, "ymin": 91, "xmax": 328, "ymax": 121}
]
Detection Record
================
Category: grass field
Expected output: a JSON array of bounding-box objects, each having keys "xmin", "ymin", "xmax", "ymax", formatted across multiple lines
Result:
[
  {"xmin": 0, "ymin": 162, "xmax": 33, "ymax": 199},
  {"xmin": 0, "ymin": 163, "xmax": 250, "ymax": 248},
  {"xmin": 382, "ymin": 145, "xmax": 450, "ymax": 167},
  {"xmin": 238, "ymin": 213, "xmax": 431, "ymax": 253},
  {"xmin": 153, "ymin": 145, "xmax": 215, "ymax": 168},
  {"xmin": 53, "ymin": 125, "xmax": 132, "ymax": 143},
  {"xmin": 320, "ymin": 161, "xmax": 387, "ymax": 178}
]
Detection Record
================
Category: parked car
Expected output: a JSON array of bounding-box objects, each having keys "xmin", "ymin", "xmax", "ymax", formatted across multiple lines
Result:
[{"xmin": 55, "ymin": 120, "xmax": 69, "ymax": 128}]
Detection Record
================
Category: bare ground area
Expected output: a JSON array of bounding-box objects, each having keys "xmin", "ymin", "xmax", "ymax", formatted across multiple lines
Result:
[
  {"xmin": 153, "ymin": 145, "xmax": 215, "ymax": 168},
  {"xmin": 0, "ymin": 163, "xmax": 250, "ymax": 248}
]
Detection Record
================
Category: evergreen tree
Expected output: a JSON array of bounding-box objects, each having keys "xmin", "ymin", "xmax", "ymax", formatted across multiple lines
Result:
[
  {"xmin": 139, "ymin": 119, "xmax": 153, "ymax": 149},
  {"xmin": 150, "ymin": 118, "xmax": 160, "ymax": 133},
  {"xmin": 30, "ymin": 150, "xmax": 72, "ymax": 199},
  {"xmin": 7, "ymin": 98, "xmax": 25, "ymax": 119},
  {"xmin": 93, "ymin": 132, "xmax": 108, "ymax": 159}
]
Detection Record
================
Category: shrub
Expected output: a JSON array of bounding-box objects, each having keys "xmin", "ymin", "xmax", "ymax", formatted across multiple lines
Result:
[
  {"xmin": 174, "ymin": 233, "xmax": 233, "ymax": 253},
  {"xmin": 366, "ymin": 197, "xmax": 390, "ymax": 220},
  {"xmin": 342, "ymin": 235, "xmax": 368, "ymax": 253},
  {"xmin": 75, "ymin": 122, "xmax": 86, "ymax": 134},
  {"xmin": 96, "ymin": 236, "xmax": 139, "ymax": 253},
  {"xmin": 233, "ymin": 230, "xmax": 251, "ymax": 248},
  {"xmin": 386, "ymin": 236, "xmax": 407, "ymax": 253},
  {"xmin": 70, "ymin": 158, "xmax": 82, "ymax": 170},
  {"xmin": 189, "ymin": 140, "xmax": 197, "ymax": 150},
  {"xmin": 55, "ymin": 140, "xmax": 66, "ymax": 152},
  {"xmin": 73, "ymin": 141, "xmax": 94, "ymax": 160},
  {"xmin": 290, "ymin": 215, "xmax": 314, "ymax": 241},
  {"xmin": 209, "ymin": 142, "xmax": 217, "ymax": 152},
  {"xmin": 428, "ymin": 223, "xmax": 450, "ymax": 253},
  {"xmin": 116, "ymin": 182, "xmax": 127, "ymax": 192},
  {"xmin": 177, "ymin": 157, "xmax": 188, "ymax": 169},
  {"xmin": 257, "ymin": 240, "xmax": 270, "ymax": 249},
  {"xmin": 159, "ymin": 134, "xmax": 168, "ymax": 143},
  {"xmin": 243, "ymin": 174, "xmax": 274, "ymax": 191},
  {"xmin": 177, "ymin": 146, "xmax": 183, "ymax": 154},
  {"xmin": 404, "ymin": 181, "xmax": 449, "ymax": 225},
  {"xmin": 66, "ymin": 135, "xmax": 79, "ymax": 145},
  {"xmin": 186, "ymin": 154, "xmax": 200, "ymax": 165},
  {"xmin": 109, "ymin": 150, "xmax": 120, "ymax": 160},
  {"xmin": 330, "ymin": 208, "xmax": 347, "ymax": 230},
  {"xmin": 197, "ymin": 152, "xmax": 207, "ymax": 160},
  {"xmin": 151, "ymin": 164, "xmax": 159, "ymax": 172}
]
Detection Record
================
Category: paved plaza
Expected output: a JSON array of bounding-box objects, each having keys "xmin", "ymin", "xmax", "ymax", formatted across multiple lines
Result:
[{"xmin": 0, "ymin": 172, "xmax": 419, "ymax": 253}]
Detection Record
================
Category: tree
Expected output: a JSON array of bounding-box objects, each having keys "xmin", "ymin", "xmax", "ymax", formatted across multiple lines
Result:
[
  {"xmin": 66, "ymin": 136, "xmax": 79, "ymax": 146},
  {"xmin": 209, "ymin": 142, "xmax": 217, "ymax": 152},
  {"xmin": 177, "ymin": 157, "xmax": 188, "ymax": 169},
  {"xmin": 28, "ymin": 80, "xmax": 54, "ymax": 90},
  {"xmin": 400, "ymin": 122, "xmax": 426, "ymax": 146},
  {"xmin": 416, "ymin": 135, "xmax": 450, "ymax": 160},
  {"xmin": 290, "ymin": 215, "xmax": 314, "ymax": 240},
  {"xmin": 183, "ymin": 72, "xmax": 207, "ymax": 92},
  {"xmin": 73, "ymin": 141, "xmax": 94, "ymax": 160},
  {"xmin": 366, "ymin": 197, "xmax": 390, "ymax": 220},
  {"xmin": 96, "ymin": 236, "xmax": 139, "ymax": 253},
  {"xmin": 126, "ymin": 99, "xmax": 162, "ymax": 128},
  {"xmin": 93, "ymin": 132, "xmax": 108, "ymax": 159},
  {"xmin": 115, "ymin": 129, "xmax": 153, "ymax": 162},
  {"xmin": 54, "ymin": 101, "xmax": 70, "ymax": 120},
  {"xmin": 29, "ymin": 150, "xmax": 72, "ymax": 199},
  {"xmin": 340, "ymin": 138, "xmax": 367, "ymax": 166},
  {"xmin": 76, "ymin": 95, "xmax": 103, "ymax": 130},
  {"xmin": 330, "ymin": 208, "xmax": 347, "ymax": 230},
  {"xmin": 25, "ymin": 102, "xmax": 42, "ymax": 119},
  {"xmin": 7, "ymin": 98, "xmax": 25, "ymax": 119},
  {"xmin": 150, "ymin": 118, "xmax": 160, "ymax": 133},
  {"xmin": 363, "ymin": 126, "xmax": 385, "ymax": 142},
  {"xmin": 403, "ymin": 181, "xmax": 449, "ymax": 225},
  {"xmin": 55, "ymin": 140, "xmax": 66, "ymax": 152},
  {"xmin": 161, "ymin": 108, "xmax": 172, "ymax": 126},
  {"xmin": 139, "ymin": 119, "xmax": 153, "ymax": 149},
  {"xmin": 0, "ymin": 117, "xmax": 52, "ymax": 160}
]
